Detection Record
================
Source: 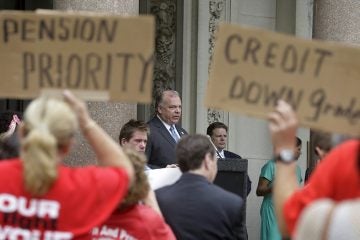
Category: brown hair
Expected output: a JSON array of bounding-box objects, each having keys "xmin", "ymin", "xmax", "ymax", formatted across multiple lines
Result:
[
  {"xmin": 176, "ymin": 134, "xmax": 215, "ymax": 172},
  {"xmin": 312, "ymin": 131, "xmax": 333, "ymax": 154},
  {"xmin": 120, "ymin": 149, "xmax": 150, "ymax": 209},
  {"xmin": 206, "ymin": 122, "xmax": 228, "ymax": 136},
  {"xmin": 119, "ymin": 119, "xmax": 149, "ymax": 144}
]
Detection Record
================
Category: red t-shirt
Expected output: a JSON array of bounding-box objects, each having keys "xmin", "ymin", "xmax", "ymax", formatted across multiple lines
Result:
[
  {"xmin": 0, "ymin": 159, "xmax": 129, "ymax": 239},
  {"xmin": 284, "ymin": 140, "xmax": 360, "ymax": 235},
  {"xmin": 92, "ymin": 204, "xmax": 176, "ymax": 240}
]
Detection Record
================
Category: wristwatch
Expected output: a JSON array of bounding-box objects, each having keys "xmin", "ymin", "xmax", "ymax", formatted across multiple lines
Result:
[{"xmin": 276, "ymin": 149, "xmax": 295, "ymax": 163}]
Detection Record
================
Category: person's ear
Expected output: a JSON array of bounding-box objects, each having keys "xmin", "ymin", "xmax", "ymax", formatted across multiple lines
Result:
[
  {"xmin": 157, "ymin": 105, "xmax": 163, "ymax": 114},
  {"xmin": 120, "ymin": 138, "xmax": 127, "ymax": 146},
  {"xmin": 315, "ymin": 146, "xmax": 326, "ymax": 159},
  {"xmin": 203, "ymin": 152, "xmax": 213, "ymax": 170}
]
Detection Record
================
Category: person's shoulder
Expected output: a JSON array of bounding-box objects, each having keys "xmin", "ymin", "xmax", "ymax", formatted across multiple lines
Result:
[
  {"xmin": 210, "ymin": 185, "xmax": 244, "ymax": 211},
  {"xmin": 148, "ymin": 116, "xmax": 165, "ymax": 130},
  {"xmin": 155, "ymin": 185, "xmax": 178, "ymax": 207},
  {"xmin": 155, "ymin": 184, "xmax": 174, "ymax": 196},
  {"xmin": 0, "ymin": 159, "xmax": 21, "ymax": 173},
  {"xmin": 136, "ymin": 205, "xmax": 176, "ymax": 240},
  {"xmin": 324, "ymin": 139, "xmax": 359, "ymax": 165},
  {"xmin": 60, "ymin": 165, "xmax": 129, "ymax": 190},
  {"xmin": 175, "ymin": 123, "xmax": 187, "ymax": 132},
  {"xmin": 136, "ymin": 204, "xmax": 163, "ymax": 220},
  {"xmin": 147, "ymin": 116, "xmax": 158, "ymax": 125},
  {"xmin": 224, "ymin": 150, "xmax": 241, "ymax": 159},
  {"xmin": 210, "ymin": 183, "xmax": 243, "ymax": 202},
  {"xmin": 260, "ymin": 159, "xmax": 276, "ymax": 175},
  {"xmin": 262, "ymin": 159, "xmax": 275, "ymax": 168},
  {"xmin": 0, "ymin": 158, "xmax": 20, "ymax": 165},
  {"xmin": 155, "ymin": 176, "xmax": 187, "ymax": 198},
  {"xmin": 337, "ymin": 139, "xmax": 359, "ymax": 152}
]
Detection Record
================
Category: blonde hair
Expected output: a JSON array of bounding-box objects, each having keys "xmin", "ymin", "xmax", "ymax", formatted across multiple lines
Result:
[
  {"xmin": 21, "ymin": 97, "xmax": 77, "ymax": 196},
  {"xmin": 120, "ymin": 149, "xmax": 150, "ymax": 209}
]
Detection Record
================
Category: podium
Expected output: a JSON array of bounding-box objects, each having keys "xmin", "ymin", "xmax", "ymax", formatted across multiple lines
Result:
[{"xmin": 214, "ymin": 158, "xmax": 248, "ymax": 226}]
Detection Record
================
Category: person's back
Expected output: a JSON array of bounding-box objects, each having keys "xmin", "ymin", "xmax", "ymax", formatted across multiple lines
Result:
[
  {"xmin": 156, "ymin": 134, "xmax": 245, "ymax": 239},
  {"xmin": 0, "ymin": 160, "xmax": 129, "ymax": 238},
  {"xmin": 157, "ymin": 172, "xmax": 244, "ymax": 239},
  {"xmin": 0, "ymin": 91, "xmax": 134, "ymax": 239}
]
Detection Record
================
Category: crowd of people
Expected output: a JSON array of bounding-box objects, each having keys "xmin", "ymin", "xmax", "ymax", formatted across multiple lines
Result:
[{"xmin": 0, "ymin": 89, "xmax": 358, "ymax": 240}]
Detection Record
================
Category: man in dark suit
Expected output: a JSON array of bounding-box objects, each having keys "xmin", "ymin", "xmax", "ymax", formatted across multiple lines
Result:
[
  {"xmin": 146, "ymin": 90, "xmax": 187, "ymax": 168},
  {"xmin": 156, "ymin": 134, "xmax": 246, "ymax": 240},
  {"xmin": 207, "ymin": 121, "xmax": 252, "ymax": 195}
]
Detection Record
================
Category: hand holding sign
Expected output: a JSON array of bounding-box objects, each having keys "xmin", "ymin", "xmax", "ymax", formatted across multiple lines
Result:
[
  {"xmin": 268, "ymin": 100, "xmax": 299, "ymax": 155},
  {"xmin": 206, "ymin": 23, "xmax": 360, "ymax": 136}
]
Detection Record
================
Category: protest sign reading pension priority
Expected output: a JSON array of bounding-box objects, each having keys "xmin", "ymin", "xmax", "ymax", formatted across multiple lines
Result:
[
  {"xmin": 0, "ymin": 11, "xmax": 154, "ymax": 103},
  {"xmin": 205, "ymin": 23, "xmax": 360, "ymax": 136}
]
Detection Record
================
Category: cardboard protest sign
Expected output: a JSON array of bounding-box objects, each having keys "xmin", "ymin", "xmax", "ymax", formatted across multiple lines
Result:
[
  {"xmin": 0, "ymin": 11, "xmax": 154, "ymax": 103},
  {"xmin": 206, "ymin": 23, "xmax": 360, "ymax": 136}
]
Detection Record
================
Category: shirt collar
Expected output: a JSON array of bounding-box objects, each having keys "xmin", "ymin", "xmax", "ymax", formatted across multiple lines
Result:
[
  {"xmin": 157, "ymin": 115, "xmax": 173, "ymax": 130},
  {"xmin": 218, "ymin": 149, "xmax": 225, "ymax": 158}
]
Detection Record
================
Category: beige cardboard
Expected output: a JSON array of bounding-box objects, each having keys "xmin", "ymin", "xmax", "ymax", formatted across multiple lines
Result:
[
  {"xmin": 0, "ymin": 11, "xmax": 154, "ymax": 103},
  {"xmin": 206, "ymin": 23, "xmax": 360, "ymax": 136}
]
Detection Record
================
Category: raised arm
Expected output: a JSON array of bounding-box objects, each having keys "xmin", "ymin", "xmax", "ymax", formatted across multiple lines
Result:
[
  {"xmin": 268, "ymin": 100, "xmax": 300, "ymax": 237},
  {"xmin": 63, "ymin": 90, "xmax": 134, "ymax": 183}
]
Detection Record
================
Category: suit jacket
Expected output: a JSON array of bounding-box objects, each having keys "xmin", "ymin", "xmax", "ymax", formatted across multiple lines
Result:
[
  {"xmin": 224, "ymin": 150, "xmax": 242, "ymax": 159},
  {"xmin": 146, "ymin": 116, "xmax": 187, "ymax": 168},
  {"xmin": 223, "ymin": 150, "xmax": 252, "ymax": 196},
  {"xmin": 156, "ymin": 173, "xmax": 246, "ymax": 240}
]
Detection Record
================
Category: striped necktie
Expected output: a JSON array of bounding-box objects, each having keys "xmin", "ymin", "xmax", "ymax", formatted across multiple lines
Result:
[{"xmin": 170, "ymin": 125, "xmax": 180, "ymax": 142}]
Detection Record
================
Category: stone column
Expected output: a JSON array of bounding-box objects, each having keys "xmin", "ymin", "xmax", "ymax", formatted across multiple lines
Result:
[
  {"xmin": 53, "ymin": 0, "xmax": 138, "ymax": 166},
  {"xmin": 313, "ymin": 0, "xmax": 360, "ymax": 45},
  {"xmin": 296, "ymin": 0, "xmax": 313, "ymax": 39},
  {"xmin": 309, "ymin": 0, "xmax": 359, "ymax": 167},
  {"xmin": 196, "ymin": 0, "xmax": 233, "ymax": 134}
]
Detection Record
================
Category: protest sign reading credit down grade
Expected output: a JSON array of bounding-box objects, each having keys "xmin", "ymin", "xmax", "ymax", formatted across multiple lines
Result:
[
  {"xmin": 205, "ymin": 23, "xmax": 360, "ymax": 136},
  {"xmin": 0, "ymin": 11, "xmax": 154, "ymax": 103}
]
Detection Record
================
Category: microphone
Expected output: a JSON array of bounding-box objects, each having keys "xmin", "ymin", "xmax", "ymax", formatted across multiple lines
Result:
[{"xmin": 207, "ymin": 135, "xmax": 222, "ymax": 159}]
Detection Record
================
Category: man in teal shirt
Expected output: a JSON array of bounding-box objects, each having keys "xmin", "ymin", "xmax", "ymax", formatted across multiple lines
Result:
[{"xmin": 256, "ymin": 137, "xmax": 303, "ymax": 240}]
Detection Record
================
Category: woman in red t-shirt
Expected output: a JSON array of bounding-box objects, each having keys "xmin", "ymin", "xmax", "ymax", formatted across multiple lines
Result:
[
  {"xmin": 0, "ymin": 90, "xmax": 134, "ymax": 239},
  {"xmin": 92, "ymin": 149, "xmax": 176, "ymax": 240}
]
